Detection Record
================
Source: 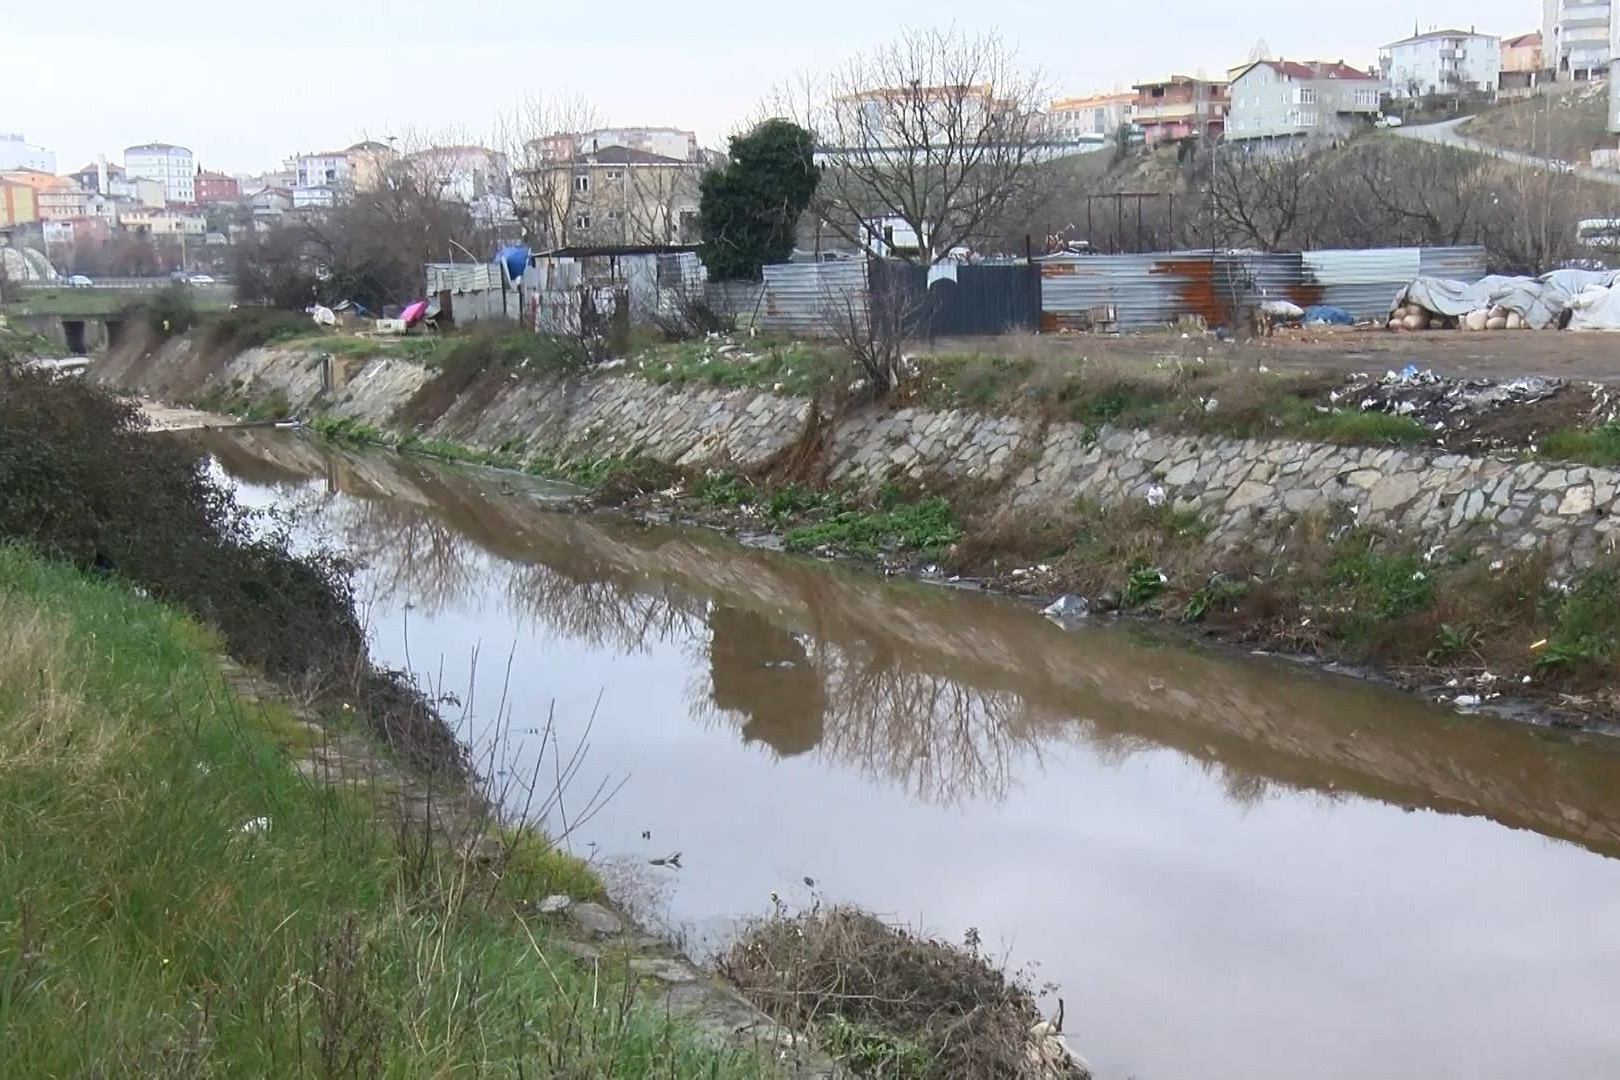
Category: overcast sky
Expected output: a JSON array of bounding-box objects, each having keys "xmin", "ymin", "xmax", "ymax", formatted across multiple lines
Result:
[{"xmin": 9, "ymin": 0, "xmax": 1534, "ymax": 174}]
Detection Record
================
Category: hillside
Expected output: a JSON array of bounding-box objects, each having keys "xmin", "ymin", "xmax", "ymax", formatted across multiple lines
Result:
[{"xmin": 1462, "ymin": 82, "xmax": 1616, "ymax": 164}]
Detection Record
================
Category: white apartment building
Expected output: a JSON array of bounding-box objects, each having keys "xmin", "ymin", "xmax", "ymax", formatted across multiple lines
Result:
[
  {"xmin": 124, "ymin": 143, "xmax": 195, "ymax": 204},
  {"xmin": 0, "ymin": 134, "xmax": 55, "ymax": 174},
  {"xmin": 1380, "ymin": 28, "xmax": 1501, "ymax": 97},
  {"xmin": 1545, "ymin": 0, "xmax": 1613, "ymax": 80},
  {"xmin": 1046, "ymin": 92, "xmax": 1136, "ymax": 146},
  {"xmin": 1226, "ymin": 60, "xmax": 1385, "ymax": 141}
]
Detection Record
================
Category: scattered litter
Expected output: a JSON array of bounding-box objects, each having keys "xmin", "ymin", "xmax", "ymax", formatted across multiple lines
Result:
[
  {"xmin": 1530, "ymin": 639, "xmax": 1549, "ymax": 651},
  {"xmin": 1145, "ymin": 484, "xmax": 1167, "ymax": 508},
  {"xmin": 1043, "ymin": 594, "xmax": 1090, "ymax": 623},
  {"xmin": 1453, "ymin": 694, "xmax": 1483, "ymax": 709},
  {"xmin": 238, "ymin": 816, "xmax": 271, "ymax": 835},
  {"xmin": 649, "ymin": 851, "xmax": 683, "ymax": 869}
]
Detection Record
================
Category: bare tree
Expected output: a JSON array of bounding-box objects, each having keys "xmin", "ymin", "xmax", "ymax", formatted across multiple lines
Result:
[
  {"xmin": 494, "ymin": 94, "xmax": 603, "ymax": 249},
  {"xmin": 773, "ymin": 27, "xmax": 1049, "ymax": 264},
  {"xmin": 1207, "ymin": 139, "xmax": 1317, "ymax": 250}
]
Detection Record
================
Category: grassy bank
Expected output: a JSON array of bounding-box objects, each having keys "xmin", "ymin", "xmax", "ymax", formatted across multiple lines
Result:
[{"xmin": 0, "ymin": 546, "xmax": 770, "ymax": 1075}]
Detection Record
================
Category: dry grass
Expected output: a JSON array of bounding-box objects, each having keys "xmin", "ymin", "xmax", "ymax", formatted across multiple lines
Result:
[
  {"xmin": 0, "ymin": 595, "xmax": 109, "ymax": 773},
  {"xmin": 720, "ymin": 906, "xmax": 1083, "ymax": 1080}
]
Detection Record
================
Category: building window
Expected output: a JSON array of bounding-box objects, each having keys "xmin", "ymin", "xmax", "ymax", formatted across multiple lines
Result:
[
  {"xmin": 606, "ymin": 169, "xmax": 622, "ymax": 182},
  {"xmin": 1298, "ymin": 87, "xmax": 1317, "ymax": 104},
  {"xmin": 606, "ymin": 209, "xmax": 622, "ymax": 220},
  {"xmin": 575, "ymin": 214, "xmax": 591, "ymax": 230},
  {"xmin": 573, "ymin": 174, "xmax": 590, "ymax": 193}
]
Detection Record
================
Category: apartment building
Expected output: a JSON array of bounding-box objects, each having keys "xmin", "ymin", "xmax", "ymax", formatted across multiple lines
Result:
[
  {"xmin": 1544, "ymin": 0, "xmax": 1613, "ymax": 80},
  {"xmin": 0, "ymin": 134, "xmax": 55, "ymax": 174},
  {"xmin": 0, "ymin": 178, "xmax": 37, "ymax": 226},
  {"xmin": 1380, "ymin": 28, "xmax": 1501, "ymax": 97},
  {"xmin": 1047, "ymin": 92, "xmax": 1136, "ymax": 146},
  {"xmin": 194, "ymin": 170, "xmax": 240, "ymax": 204},
  {"xmin": 125, "ymin": 143, "xmax": 195, "ymax": 204},
  {"xmin": 522, "ymin": 145, "xmax": 701, "ymax": 248},
  {"xmin": 1130, "ymin": 77, "xmax": 1227, "ymax": 144},
  {"xmin": 1226, "ymin": 60, "xmax": 1384, "ymax": 141}
]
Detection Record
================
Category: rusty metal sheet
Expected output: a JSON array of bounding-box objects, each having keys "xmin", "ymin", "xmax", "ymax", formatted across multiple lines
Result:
[{"xmin": 760, "ymin": 261, "xmax": 868, "ymax": 336}]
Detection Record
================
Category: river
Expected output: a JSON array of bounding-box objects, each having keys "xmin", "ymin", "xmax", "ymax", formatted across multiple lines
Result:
[{"xmin": 203, "ymin": 428, "xmax": 1620, "ymax": 1080}]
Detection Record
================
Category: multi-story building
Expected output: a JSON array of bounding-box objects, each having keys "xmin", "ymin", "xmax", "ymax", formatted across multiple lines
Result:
[
  {"xmin": 290, "ymin": 141, "xmax": 397, "ymax": 208},
  {"xmin": 1544, "ymin": 0, "xmax": 1612, "ymax": 80},
  {"xmin": 0, "ymin": 178, "xmax": 38, "ymax": 226},
  {"xmin": 194, "ymin": 169, "xmax": 240, "ymax": 205},
  {"xmin": 0, "ymin": 134, "xmax": 55, "ymax": 174},
  {"xmin": 36, "ymin": 181, "xmax": 117, "ymax": 223},
  {"xmin": 1226, "ymin": 60, "xmax": 1384, "ymax": 141},
  {"xmin": 1130, "ymin": 76, "xmax": 1228, "ymax": 144},
  {"xmin": 1499, "ymin": 31, "xmax": 1547, "ymax": 97},
  {"xmin": 529, "ymin": 128, "xmax": 701, "ymax": 164},
  {"xmin": 521, "ymin": 145, "xmax": 702, "ymax": 248},
  {"xmin": 1046, "ymin": 92, "xmax": 1137, "ymax": 147},
  {"xmin": 405, "ymin": 145, "xmax": 509, "ymax": 203},
  {"xmin": 124, "ymin": 143, "xmax": 195, "ymax": 204},
  {"xmin": 120, "ymin": 206, "xmax": 207, "ymax": 236},
  {"xmin": 1380, "ymin": 28, "xmax": 1501, "ymax": 98}
]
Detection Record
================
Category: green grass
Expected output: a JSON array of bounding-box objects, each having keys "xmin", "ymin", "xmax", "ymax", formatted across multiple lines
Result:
[
  {"xmin": 1303, "ymin": 411, "xmax": 1432, "ymax": 446},
  {"xmin": 1537, "ymin": 568, "xmax": 1620, "ymax": 675},
  {"xmin": 783, "ymin": 490, "xmax": 963, "ymax": 559},
  {"xmin": 0, "ymin": 545, "xmax": 767, "ymax": 1077},
  {"xmin": 1540, "ymin": 424, "xmax": 1620, "ymax": 467}
]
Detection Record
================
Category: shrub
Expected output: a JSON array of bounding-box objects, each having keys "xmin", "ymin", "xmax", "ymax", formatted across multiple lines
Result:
[{"xmin": 0, "ymin": 361, "xmax": 464, "ymax": 776}]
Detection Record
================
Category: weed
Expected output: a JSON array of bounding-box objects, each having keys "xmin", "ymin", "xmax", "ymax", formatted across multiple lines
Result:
[
  {"xmin": 1539, "ymin": 423, "xmax": 1620, "ymax": 467},
  {"xmin": 1123, "ymin": 561, "xmax": 1169, "ymax": 607},
  {"xmin": 1304, "ymin": 411, "xmax": 1432, "ymax": 445},
  {"xmin": 1538, "ymin": 569, "xmax": 1620, "ymax": 677},
  {"xmin": 690, "ymin": 471, "xmax": 758, "ymax": 507},
  {"xmin": 1182, "ymin": 574, "xmax": 1248, "ymax": 624},
  {"xmin": 1325, "ymin": 538, "xmax": 1437, "ymax": 623},
  {"xmin": 783, "ymin": 495, "xmax": 962, "ymax": 558},
  {"xmin": 1428, "ymin": 622, "xmax": 1484, "ymax": 662},
  {"xmin": 311, "ymin": 415, "xmax": 393, "ymax": 448}
]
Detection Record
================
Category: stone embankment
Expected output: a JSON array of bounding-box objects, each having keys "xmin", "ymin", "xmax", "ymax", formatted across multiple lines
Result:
[{"xmin": 102, "ymin": 337, "xmax": 1620, "ymax": 569}]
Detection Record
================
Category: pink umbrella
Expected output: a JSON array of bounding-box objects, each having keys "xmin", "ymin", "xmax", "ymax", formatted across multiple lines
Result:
[{"xmin": 400, "ymin": 300, "xmax": 428, "ymax": 325}]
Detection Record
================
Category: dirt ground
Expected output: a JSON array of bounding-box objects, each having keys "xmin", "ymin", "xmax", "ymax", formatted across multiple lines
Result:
[{"xmin": 925, "ymin": 327, "xmax": 1620, "ymax": 383}]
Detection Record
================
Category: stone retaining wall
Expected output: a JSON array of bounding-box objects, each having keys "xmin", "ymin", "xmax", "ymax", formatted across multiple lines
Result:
[{"xmin": 105, "ymin": 339, "xmax": 1620, "ymax": 569}]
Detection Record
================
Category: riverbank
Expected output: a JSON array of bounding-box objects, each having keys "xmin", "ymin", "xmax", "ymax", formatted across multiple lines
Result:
[
  {"xmin": 0, "ymin": 360, "xmax": 857, "ymax": 1076},
  {"xmin": 0, "ymin": 544, "xmax": 808, "ymax": 1076},
  {"xmin": 97, "ymin": 324, "xmax": 1620, "ymax": 728}
]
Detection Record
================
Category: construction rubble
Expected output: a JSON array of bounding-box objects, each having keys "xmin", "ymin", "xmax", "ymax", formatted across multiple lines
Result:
[{"xmin": 1388, "ymin": 268, "xmax": 1620, "ymax": 332}]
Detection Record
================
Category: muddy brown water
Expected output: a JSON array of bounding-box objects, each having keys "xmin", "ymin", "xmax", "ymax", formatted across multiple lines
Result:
[{"xmin": 203, "ymin": 429, "xmax": 1620, "ymax": 1080}]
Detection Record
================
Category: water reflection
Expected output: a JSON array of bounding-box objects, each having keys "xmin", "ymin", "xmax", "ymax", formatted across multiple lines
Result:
[
  {"xmin": 198, "ymin": 426, "xmax": 1620, "ymax": 851},
  {"xmin": 200, "ymin": 429, "xmax": 1620, "ymax": 1080}
]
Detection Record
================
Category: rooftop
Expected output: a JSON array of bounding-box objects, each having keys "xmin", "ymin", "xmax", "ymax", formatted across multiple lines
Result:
[
  {"xmin": 125, "ymin": 143, "xmax": 192, "ymax": 154},
  {"xmin": 1234, "ymin": 59, "xmax": 1380, "ymax": 82},
  {"xmin": 1382, "ymin": 28, "xmax": 1500, "ymax": 48},
  {"xmin": 571, "ymin": 145, "xmax": 689, "ymax": 166}
]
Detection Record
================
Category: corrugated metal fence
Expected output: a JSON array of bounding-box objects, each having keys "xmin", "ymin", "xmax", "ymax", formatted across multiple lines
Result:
[
  {"xmin": 755, "ymin": 261, "xmax": 869, "ymax": 336},
  {"xmin": 425, "ymin": 262, "xmax": 515, "ymax": 324},
  {"xmin": 1038, "ymin": 246, "xmax": 1486, "ymax": 331}
]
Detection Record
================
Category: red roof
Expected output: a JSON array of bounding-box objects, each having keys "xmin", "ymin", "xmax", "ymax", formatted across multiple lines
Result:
[{"xmin": 1244, "ymin": 59, "xmax": 1378, "ymax": 81}]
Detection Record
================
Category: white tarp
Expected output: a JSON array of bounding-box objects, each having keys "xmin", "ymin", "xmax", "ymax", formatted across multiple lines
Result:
[
  {"xmin": 1567, "ymin": 283, "xmax": 1620, "ymax": 331},
  {"xmin": 1395, "ymin": 270, "xmax": 1620, "ymax": 330}
]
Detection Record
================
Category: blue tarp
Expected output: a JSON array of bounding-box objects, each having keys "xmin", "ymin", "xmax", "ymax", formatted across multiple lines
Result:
[
  {"xmin": 496, "ymin": 246, "xmax": 529, "ymax": 282},
  {"xmin": 1303, "ymin": 305, "xmax": 1354, "ymax": 325}
]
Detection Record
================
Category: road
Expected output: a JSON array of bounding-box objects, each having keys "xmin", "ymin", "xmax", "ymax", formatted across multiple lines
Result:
[{"xmin": 1391, "ymin": 116, "xmax": 1620, "ymax": 188}]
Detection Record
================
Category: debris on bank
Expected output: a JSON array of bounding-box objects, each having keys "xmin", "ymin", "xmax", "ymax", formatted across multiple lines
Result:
[
  {"xmin": 720, "ymin": 906, "xmax": 1091, "ymax": 1079},
  {"xmin": 1325, "ymin": 368, "xmax": 1620, "ymax": 452}
]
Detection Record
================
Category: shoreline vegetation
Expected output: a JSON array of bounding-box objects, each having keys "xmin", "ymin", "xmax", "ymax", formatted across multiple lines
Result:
[
  {"xmin": 277, "ymin": 344, "xmax": 1620, "ymax": 730},
  {"xmin": 2, "ymin": 357, "xmax": 1087, "ymax": 1079}
]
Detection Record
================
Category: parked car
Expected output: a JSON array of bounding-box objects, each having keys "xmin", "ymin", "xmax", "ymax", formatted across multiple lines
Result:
[
  {"xmin": 1550, "ymin": 159, "xmax": 1576, "ymax": 175},
  {"xmin": 67, "ymin": 274, "xmax": 94, "ymax": 287},
  {"xmin": 187, "ymin": 274, "xmax": 216, "ymax": 286},
  {"xmin": 1373, "ymin": 114, "xmax": 1404, "ymax": 129}
]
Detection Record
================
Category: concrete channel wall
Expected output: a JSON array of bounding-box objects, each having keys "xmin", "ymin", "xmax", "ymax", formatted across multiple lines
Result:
[{"xmin": 102, "ymin": 337, "xmax": 1620, "ymax": 570}]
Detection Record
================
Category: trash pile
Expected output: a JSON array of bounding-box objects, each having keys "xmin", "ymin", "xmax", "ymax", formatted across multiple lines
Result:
[
  {"xmin": 1388, "ymin": 269, "xmax": 1620, "ymax": 332},
  {"xmin": 1327, "ymin": 366, "xmax": 1620, "ymax": 450}
]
